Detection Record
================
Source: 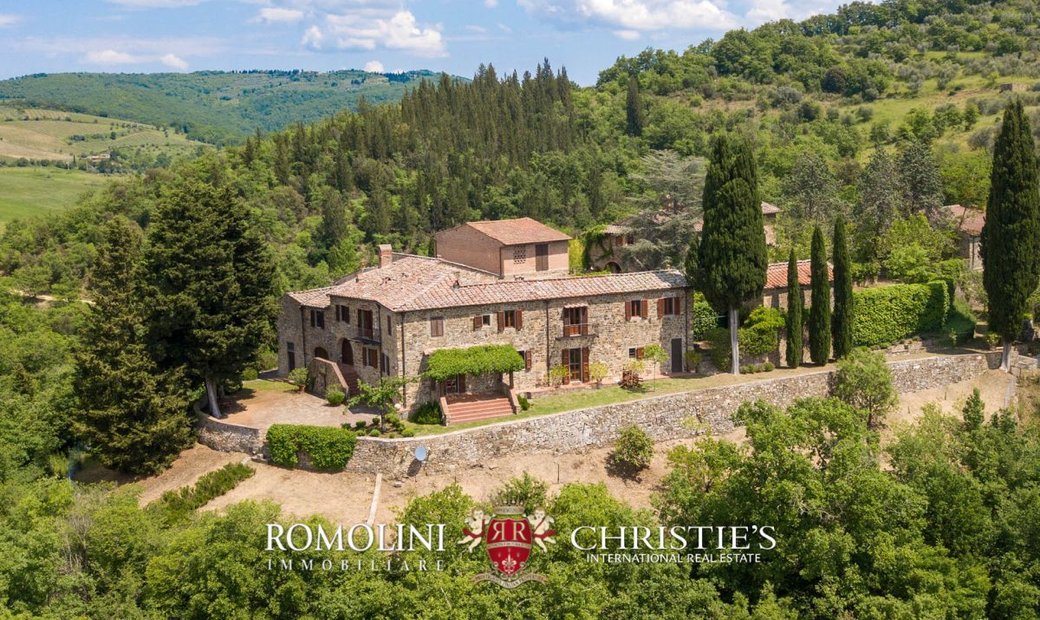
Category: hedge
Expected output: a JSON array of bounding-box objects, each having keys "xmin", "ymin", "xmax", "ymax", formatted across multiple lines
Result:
[
  {"xmin": 154, "ymin": 463, "xmax": 254, "ymax": 522},
  {"xmin": 852, "ymin": 281, "xmax": 949, "ymax": 347},
  {"xmin": 706, "ymin": 307, "xmax": 783, "ymax": 371},
  {"xmin": 424, "ymin": 344, "xmax": 524, "ymax": 381},
  {"xmin": 267, "ymin": 424, "xmax": 357, "ymax": 471}
]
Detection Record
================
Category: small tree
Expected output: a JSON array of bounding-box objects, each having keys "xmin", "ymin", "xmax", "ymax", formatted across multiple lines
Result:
[
  {"xmin": 626, "ymin": 75, "xmax": 643, "ymax": 137},
  {"xmin": 287, "ymin": 367, "xmax": 309, "ymax": 392},
  {"xmin": 832, "ymin": 348, "xmax": 896, "ymax": 430},
  {"xmin": 588, "ymin": 361, "xmax": 608, "ymax": 387},
  {"xmin": 348, "ymin": 376, "xmax": 415, "ymax": 430},
  {"xmin": 785, "ymin": 248, "xmax": 803, "ymax": 368},
  {"xmin": 642, "ymin": 344, "xmax": 668, "ymax": 388},
  {"xmin": 832, "ymin": 215, "xmax": 854, "ymax": 359},
  {"xmin": 962, "ymin": 387, "xmax": 985, "ymax": 431},
  {"xmin": 808, "ymin": 225, "xmax": 832, "ymax": 365},
  {"xmin": 612, "ymin": 425, "xmax": 654, "ymax": 470},
  {"xmin": 546, "ymin": 365, "xmax": 568, "ymax": 389}
]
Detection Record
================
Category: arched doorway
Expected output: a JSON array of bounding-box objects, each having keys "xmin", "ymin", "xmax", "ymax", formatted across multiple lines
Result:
[
  {"xmin": 314, "ymin": 346, "xmax": 329, "ymax": 360},
  {"xmin": 340, "ymin": 339, "xmax": 354, "ymax": 365},
  {"xmin": 605, "ymin": 261, "xmax": 622, "ymax": 274}
]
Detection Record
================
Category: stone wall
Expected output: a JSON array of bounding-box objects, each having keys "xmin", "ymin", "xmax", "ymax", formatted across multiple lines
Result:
[
  {"xmin": 197, "ymin": 414, "xmax": 264, "ymax": 455},
  {"xmin": 344, "ymin": 353, "xmax": 998, "ymax": 478}
]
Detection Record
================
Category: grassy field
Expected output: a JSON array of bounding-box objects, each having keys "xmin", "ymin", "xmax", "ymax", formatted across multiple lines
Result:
[
  {"xmin": 0, "ymin": 167, "xmax": 111, "ymax": 223},
  {"xmin": 0, "ymin": 105, "xmax": 201, "ymax": 163}
]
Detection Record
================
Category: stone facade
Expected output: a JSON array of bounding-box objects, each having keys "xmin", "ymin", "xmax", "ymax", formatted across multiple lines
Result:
[{"xmin": 341, "ymin": 353, "xmax": 997, "ymax": 477}]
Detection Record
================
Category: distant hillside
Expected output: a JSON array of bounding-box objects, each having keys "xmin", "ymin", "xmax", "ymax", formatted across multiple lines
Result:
[{"xmin": 0, "ymin": 69, "xmax": 451, "ymax": 145}]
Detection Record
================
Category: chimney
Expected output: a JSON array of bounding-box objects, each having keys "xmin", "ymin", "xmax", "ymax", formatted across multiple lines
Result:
[
  {"xmin": 378, "ymin": 244, "xmax": 393, "ymax": 269},
  {"xmin": 452, "ymin": 270, "xmax": 461, "ymax": 288}
]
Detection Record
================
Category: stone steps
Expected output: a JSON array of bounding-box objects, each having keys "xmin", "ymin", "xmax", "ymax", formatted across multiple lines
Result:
[{"xmin": 444, "ymin": 397, "xmax": 514, "ymax": 425}]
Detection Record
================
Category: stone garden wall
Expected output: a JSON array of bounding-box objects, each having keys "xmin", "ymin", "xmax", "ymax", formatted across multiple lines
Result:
[
  {"xmin": 197, "ymin": 413, "xmax": 265, "ymax": 455},
  {"xmin": 343, "ymin": 352, "xmax": 1000, "ymax": 478}
]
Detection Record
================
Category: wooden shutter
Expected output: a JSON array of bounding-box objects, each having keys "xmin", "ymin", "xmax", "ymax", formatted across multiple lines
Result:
[
  {"xmin": 561, "ymin": 350, "xmax": 570, "ymax": 384},
  {"xmin": 636, "ymin": 347, "xmax": 645, "ymax": 360},
  {"xmin": 640, "ymin": 300, "xmax": 649, "ymax": 319},
  {"xmin": 581, "ymin": 347, "xmax": 590, "ymax": 383},
  {"xmin": 516, "ymin": 310, "xmax": 523, "ymax": 330},
  {"xmin": 657, "ymin": 298, "xmax": 665, "ymax": 318},
  {"xmin": 624, "ymin": 301, "xmax": 632, "ymax": 321},
  {"xmin": 497, "ymin": 311, "xmax": 505, "ymax": 332},
  {"xmin": 473, "ymin": 315, "xmax": 482, "ymax": 330},
  {"xmin": 524, "ymin": 350, "xmax": 532, "ymax": 371},
  {"xmin": 458, "ymin": 373, "xmax": 466, "ymax": 393}
]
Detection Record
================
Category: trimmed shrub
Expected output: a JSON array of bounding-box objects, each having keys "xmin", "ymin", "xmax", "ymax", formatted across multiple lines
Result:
[
  {"xmin": 517, "ymin": 394, "xmax": 531, "ymax": 411},
  {"xmin": 852, "ymin": 281, "xmax": 950, "ymax": 347},
  {"xmin": 707, "ymin": 307, "xmax": 784, "ymax": 371},
  {"xmin": 763, "ymin": 362, "xmax": 775, "ymax": 372},
  {"xmin": 385, "ymin": 413, "xmax": 404, "ymax": 432},
  {"xmin": 401, "ymin": 428, "xmax": 415, "ymax": 438},
  {"xmin": 287, "ymin": 367, "xmax": 309, "ymax": 392},
  {"xmin": 354, "ymin": 420, "xmax": 367, "ymax": 430},
  {"xmin": 368, "ymin": 429, "xmax": 381, "ymax": 437},
  {"xmin": 241, "ymin": 367, "xmax": 259, "ymax": 381},
  {"xmin": 155, "ymin": 463, "xmax": 253, "ymax": 522},
  {"xmin": 690, "ymin": 298, "xmax": 719, "ymax": 340},
  {"xmin": 411, "ymin": 402, "xmax": 443, "ymax": 425},
  {"xmin": 267, "ymin": 424, "xmax": 357, "ymax": 470},
  {"xmin": 326, "ymin": 387, "xmax": 345, "ymax": 406},
  {"xmin": 612, "ymin": 426, "xmax": 654, "ymax": 470}
]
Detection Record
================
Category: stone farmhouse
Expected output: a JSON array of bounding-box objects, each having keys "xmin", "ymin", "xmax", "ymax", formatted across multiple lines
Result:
[
  {"xmin": 278, "ymin": 218, "xmax": 690, "ymax": 422},
  {"xmin": 942, "ymin": 204, "xmax": 985, "ymax": 271}
]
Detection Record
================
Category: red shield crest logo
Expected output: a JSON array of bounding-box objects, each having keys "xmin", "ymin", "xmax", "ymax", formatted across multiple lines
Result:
[{"xmin": 484, "ymin": 513, "xmax": 532, "ymax": 577}]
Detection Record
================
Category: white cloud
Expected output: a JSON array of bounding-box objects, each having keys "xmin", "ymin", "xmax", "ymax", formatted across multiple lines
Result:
[
  {"xmin": 85, "ymin": 49, "xmax": 142, "ymax": 64},
  {"xmin": 484, "ymin": 0, "xmax": 499, "ymax": 7},
  {"xmin": 363, "ymin": 60, "xmax": 384, "ymax": 72},
  {"xmin": 0, "ymin": 14, "xmax": 21, "ymax": 27},
  {"xmin": 301, "ymin": 25, "xmax": 324, "ymax": 48},
  {"xmin": 256, "ymin": 7, "xmax": 304, "ymax": 23},
  {"xmin": 107, "ymin": 0, "xmax": 205, "ymax": 7},
  {"xmin": 614, "ymin": 29, "xmax": 640, "ymax": 40},
  {"xmin": 322, "ymin": 10, "xmax": 446, "ymax": 56},
  {"xmin": 160, "ymin": 53, "xmax": 189, "ymax": 70},
  {"xmin": 518, "ymin": 0, "xmax": 737, "ymax": 31},
  {"xmin": 745, "ymin": 0, "xmax": 791, "ymax": 22}
]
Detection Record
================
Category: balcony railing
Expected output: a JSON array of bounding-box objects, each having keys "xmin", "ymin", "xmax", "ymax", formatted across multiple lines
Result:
[
  {"xmin": 560, "ymin": 323, "xmax": 596, "ymax": 338},
  {"xmin": 352, "ymin": 325, "xmax": 382, "ymax": 343}
]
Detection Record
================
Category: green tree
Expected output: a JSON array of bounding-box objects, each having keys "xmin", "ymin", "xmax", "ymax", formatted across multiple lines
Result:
[
  {"xmin": 808, "ymin": 225, "xmax": 831, "ymax": 364},
  {"xmin": 898, "ymin": 139, "xmax": 944, "ymax": 219},
  {"xmin": 832, "ymin": 348, "xmax": 896, "ymax": 429},
  {"xmin": 348, "ymin": 376, "xmax": 415, "ymax": 430},
  {"xmin": 981, "ymin": 100, "xmax": 1040, "ymax": 370},
  {"xmin": 642, "ymin": 343, "xmax": 668, "ymax": 387},
  {"xmin": 785, "ymin": 249, "xmax": 803, "ymax": 368},
  {"xmin": 831, "ymin": 215, "xmax": 853, "ymax": 359},
  {"xmin": 144, "ymin": 177, "xmax": 276, "ymax": 417},
  {"xmin": 72, "ymin": 218, "xmax": 193, "ymax": 474},
  {"xmin": 625, "ymin": 75, "xmax": 643, "ymax": 137},
  {"xmin": 853, "ymin": 149, "xmax": 901, "ymax": 272},
  {"xmin": 697, "ymin": 134, "xmax": 768, "ymax": 375}
]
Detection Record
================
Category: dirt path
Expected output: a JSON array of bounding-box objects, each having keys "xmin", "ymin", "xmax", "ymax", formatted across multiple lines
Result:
[{"xmin": 139, "ymin": 371, "xmax": 1009, "ymax": 522}]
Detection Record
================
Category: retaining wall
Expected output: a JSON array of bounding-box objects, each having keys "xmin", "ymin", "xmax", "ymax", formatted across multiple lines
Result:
[{"xmin": 343, "ymin": 352, "xmax": 999, "ymax": 478}]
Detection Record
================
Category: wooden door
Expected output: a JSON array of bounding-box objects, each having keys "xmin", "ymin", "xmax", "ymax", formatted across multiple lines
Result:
[
  {"xmin": 671, "ymin": 338, "xmax": 683, "ymax": 373},
  {"xmin": 341, "ymin": 340, "xmax": 353, "ymax": 365}
]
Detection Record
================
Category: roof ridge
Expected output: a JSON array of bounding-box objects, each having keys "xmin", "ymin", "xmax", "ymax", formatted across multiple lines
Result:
[{"xmin": 451, "ymin": 268, "xmax": 683, "ymax": 289}]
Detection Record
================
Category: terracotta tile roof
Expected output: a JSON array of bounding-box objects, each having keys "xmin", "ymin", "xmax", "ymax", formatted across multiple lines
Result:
[
  {"xmin": 286, "ymin": 254, "xmax": 686, "ymax": 311},
  {"xmin": 943, "ymin": 204, "xmax": 985, "ymax": 237},
  {"xmin": 455, "ymin": 217, "xmax": 572, "ymax": 245},
  {"xmin": 760, "ymin": 201, "xmax": 780, "ymax": 215},
  {"xmin": 764, "ymin": 259, "xmax": 832, "ymax": 290}
]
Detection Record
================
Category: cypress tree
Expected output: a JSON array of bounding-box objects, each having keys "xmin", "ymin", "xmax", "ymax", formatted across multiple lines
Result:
[
  {"xmin": 72, "ymin": 218, "xmax": 193, "ymax": 474},
  {"xmin": 785, "ymin": 249, "xmax": 803, "ymax": 368},
  {"xmin": 808, "ymin": 225, "xmax": 831, "ymax": 365},
  {"xmin": 982, "ymin": 100, "xmax": 1040, "ymax": 370},
  {"xmin": 697, "ymin": 134, "xmax": 768, "ymax": 374},
  {"xmin": 626, "ymin": 75, "xmax": 643, "ymax": 137},
  {"xmin": 832, "ymin": 215, "xmax": 854, "ymax": 359},
  {"xmin": 145, "ymin": 176, "xmax": 276, "ymax": 417}
]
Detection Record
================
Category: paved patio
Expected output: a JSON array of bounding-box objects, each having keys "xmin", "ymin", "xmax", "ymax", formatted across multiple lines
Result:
[{"xmin": 222, "ymin": 386, "xmax": 377, "ymax": 431}]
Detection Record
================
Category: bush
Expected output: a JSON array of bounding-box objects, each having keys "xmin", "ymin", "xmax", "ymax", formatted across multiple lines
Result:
[
  {"xmin": 763, "ymin": 362, "xmax": 775, "ymax": 371},
  {"xmin": 401, "ymin": 428, "xmax": 415, "ymax": 438},
  {"xmin": 257, "ymin": 348, "xmax": 278, "ymax": 371},
  {"xmin": 832, "ymin": 348, "xmax": 897, "ymax": 430},
  {"xmin": 517, "ymin": 394, "xmax": 531, "ymax": 411},
  {"xmin": 241, "ymin": 367, "xmax": 259, "ymax": 381},
  {"xmin": 325, "ymin": 387, "xmax": 345, "ymax": 406},
  {"xmin": 852, "ymin": 281, "xmax": 949, "ymax": 347},
  {"xmin": 287, "ymin": 367, "xmax": 309, "ymax": 391},
  {"xmin": 613, "ymin": 426, "xmax": 654, "ymax": 470},
  {"xmin": 690, "ymin": 298, "xmax": 718, "ymax": 340},
  {"xmin": 155, "ymin": 463, "xmax": 253, "ymax": 522},
  {"xmin": 491, "ymin": 472, "xmax": 548, "ymax": 513},
  {"xmin": 546, "ymin": 365, "xmax": 568, "ymax": 388},
  {"xmin": 685, "ymin": 350, "xmax": 702, "ymax": 373},
  {"xmin": 588, "ymin": 361, "xmax": 609, "ymax": 386},
  {"xmin": 385, "ymin": 413, "xmax": 404, "ymax": 432},
  {"xmin": 944, "ymin": 298, "xmax": 977, "ymax": 345},
  {"xmin": 354, "ymin": 420, "xmax": 367, "ymax": 430},
  {"xmin": 368, "ymin": 429, "xmax": 381, "ymax": 437},
  {"xmin": 371, "ymin": 417, "xmax": 380, "ymax": 426},
  {"xmin": 707, "ymin": 307, "xmax": 784, "ymax": 372},
  {"xmin": 267, "ymin": 424, "xmax": 357, "ymax": 470},
  {"xmin": 411, "ymin": 402, "xmax": 443, "ymax": 425}
]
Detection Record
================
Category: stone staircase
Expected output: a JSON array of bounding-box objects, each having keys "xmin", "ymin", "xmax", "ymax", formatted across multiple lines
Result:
[
  {"xmin": 443, "ymin": 394, "xmax": 515, "ymax": 425},
  {"xmin": 338, "ymin": 364, "xmax": 361, "ymax": 396}
]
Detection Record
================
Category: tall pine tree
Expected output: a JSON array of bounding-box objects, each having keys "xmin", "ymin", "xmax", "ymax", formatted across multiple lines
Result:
[
  {"xmin": 785, "ymin": 249, "xmax": 803, "ymax": 368},
  {"xmin": 832, "ymin": 215, "xmax": 854, "ymax": 359},
  {"xmin": 982, "ymin": 100, "xmax": 1040, "ymax": 370},
  {"xmin": 72, "ymin": 218, "xmax": 193, "ymax": 474},
  {"xmin": 808, "ymin": 225, "xmax": 832, "ymax": 365},
  {"xmin": 145, "ymin": 176, "xmax": 276, "ymax": 417},
  {"xmin": 697, "ymin": 134, "xmax": 768, "ymax": 375}
]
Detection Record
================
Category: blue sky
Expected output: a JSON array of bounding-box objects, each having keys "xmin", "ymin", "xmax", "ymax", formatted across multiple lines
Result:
[{"xmin": 0, "ymin": 0, "xmax": 850, "ymax": 85}]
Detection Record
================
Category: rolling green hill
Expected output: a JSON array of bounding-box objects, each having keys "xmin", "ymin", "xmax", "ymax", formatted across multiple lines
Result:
[
  {"xmin": 0, "ymin": 70, "xmax": 452, "ymax": 145},
  {"xmin": 0, "ymin": 167, "xmax": 111, "ymax": 225}
]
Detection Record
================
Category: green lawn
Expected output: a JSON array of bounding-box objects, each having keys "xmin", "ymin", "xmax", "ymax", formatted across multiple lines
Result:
[{"xmin": 0, "ymin": 167, "xmax": 112, "ymax": 223}]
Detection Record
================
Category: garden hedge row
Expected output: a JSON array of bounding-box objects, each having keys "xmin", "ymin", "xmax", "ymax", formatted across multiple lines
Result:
[
  {"xmin": 154, "ymin": 463, "xmax": 254, "ymax": 523},
  {"xmin": 852, "ymin": 281, "xmax": 949, "ymax": 347},
  {"xmin": 267, "ymin": 424, "xmax": 357, "ymax": 471}
]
